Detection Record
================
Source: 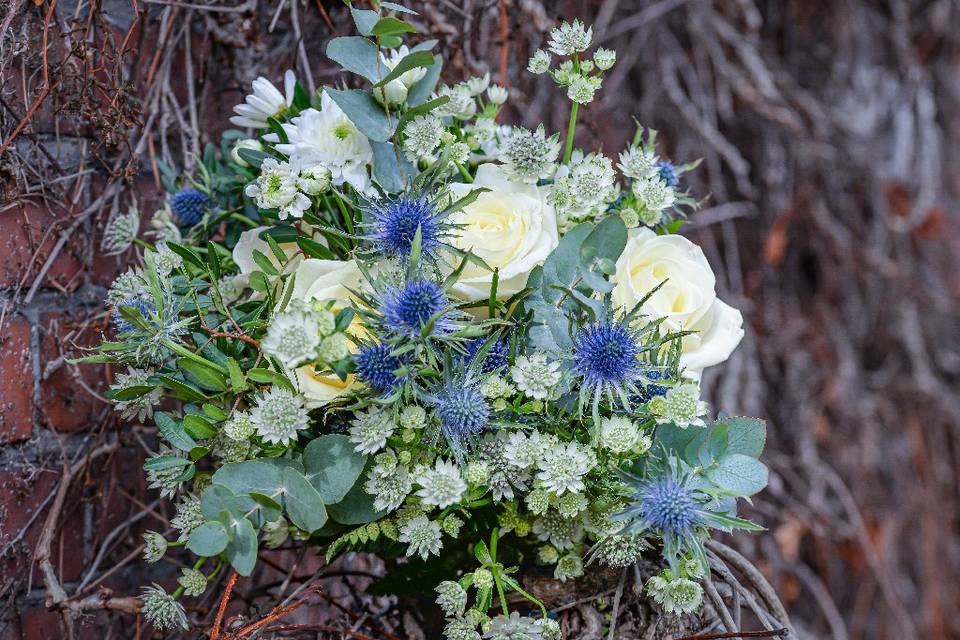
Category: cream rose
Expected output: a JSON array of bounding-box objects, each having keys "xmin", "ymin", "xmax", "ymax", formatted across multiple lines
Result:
[
  {"xmin": 285, "ymin": 258, "xmax": 367, "ymax": 407},
  {"xmin": 447, "ymin": 164, "xmax": 559, "ymax": 301},
  {"xmin": 612, "ymin": 228, "xmax": 744, "ymax": 375},
  {"xmin": 232, "ymin": 226, "xmax": 302, "ymax": 280}
]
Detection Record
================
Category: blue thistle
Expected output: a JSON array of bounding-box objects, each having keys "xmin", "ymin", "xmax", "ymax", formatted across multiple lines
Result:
[
  {"xmin": 464, "ymin": 338, "xmax": 509, "ymax": 373},
  {"xmin": 170, "ymin": 188, "xmax": 210, "ymax": 226},
  {"xmin": 354, "ymin": 343, "xmax": 403, "ymax": 393},
  {"xmin": 572, "ymin": 318, "xmax": 641, "ymax": 391},
  {"xmin": 634, "ymin": 370, "xmax": 672, "ymax": 403},
  {"xmin": 636, "ymin": 475, "xmax": 701, "ymax": 538},
  {"xmin": 381, "ymin": 280, "xmax": 451, "ymax": 337},
  {"xmin": 657, "ymin": 161, "xmax": 679, "ymax": 188},
  {"xmin": 112, "ymin": 298, "xmax": 154, "ymax": 334},
  {"xmin": 364, "ymin": 195, "xmax": 446, "ymax": 260},
  {"xmin": 431, "ymin": 380, "xmax": 490, "ymax": 461}
]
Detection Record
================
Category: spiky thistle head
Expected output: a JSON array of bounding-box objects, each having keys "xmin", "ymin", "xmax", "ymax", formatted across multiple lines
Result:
[
  {"xmin": 112, "ymin": 297, "xmax": 154, "ymax": 334},
  {"xmin": 169, "ymin": 188, "xmax": 210, "ymax": 226},
  {"xmin": 381, "ymin": 279, "xmax": 452, "ymax": 337},
  {"xmin": 362, "ymin": 193, "xmax": 453, "ymax": 262},
  {"xmin": 429, "ymin": 377, "xmax": 490, "ymax": 462},
  {"xmin": 657, "ymin": 160, "xmax": 679, "ymax": 188},
  {"xmin": 570, "ymin": 316, "xmax": 644, "ymax": 417},
  {"xmin": 464, "ymin": 337, "xmax": 510, "ymax": 374},
  {"xmin": 354, "ymin": 342, "xmax": 404, "ymax": 393}
]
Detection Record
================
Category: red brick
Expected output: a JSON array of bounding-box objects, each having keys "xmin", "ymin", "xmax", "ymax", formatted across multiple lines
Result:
[
  {"xmin": 37, "ymin": 312, "xmax": 110, "ymax": 433},
  {"xmin": 0, "ymin": 204, "xmax": 84, "ymax": 293},
  {"xmin": 0, "ymin": 317, "xmax": 33, "ymax": 443}
]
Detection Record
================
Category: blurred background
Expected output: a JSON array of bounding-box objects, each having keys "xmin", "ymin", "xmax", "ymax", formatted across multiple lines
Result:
[{"xmin": 1, "ymin": 0, "xmax": 959, "ymax": 638}]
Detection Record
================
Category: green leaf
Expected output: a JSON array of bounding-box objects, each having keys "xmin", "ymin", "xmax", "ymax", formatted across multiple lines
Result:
[
  {"xmin": 380, "ymin": 1, "xmax": 417, "ymax": 14},
  {"xmin": 399, "ymin": 95, "xmax": 448, "ymax": 128},
  {"xmin": 706, "ymin": 454, "xmax": 769, "ymax": 497},
  {"xmin": 154, "ymin": 412, "xmax": 197, "ymax": 452},
  {"xmin": 202, "ymin": 403, "xmax": 228, "ymax": 422},
  {"xmin": 178, "ymin": 358, "xmax": 229, "ymax": 392},
  {"xmin": 536, "ymin": 222, "xmax": 592, "ymax": 304},
  {"xmin": 201, "ymin": 484, "xmax": 256, "ymax": 521},
  {"xmin": 721, "ymin": 417, "xmax": 766, "ymax": 458},
  {"xmin": 302, "ymin": 435, "xmax": 366, "ymax": 504},
  {"xmin": 247, "ymin": 368, "xmax": 294, "ymax": 392},
  {"xmin": 407, "ymin": 55, "xmax": 442, "ymax": 106},
  {"xmin": 165, "ymin": 242, "xmax": 204, "ymax": 269},
  {"xmin": 350, "ymin": 7, "xmax": 379, "ymax": 35},
  {"xmin": 326, "ymin": 469, "xmax": 385, "ymax": 525},
  {"xmin": 227, "ymin": 358, "xmax": 247, "ymax": 393},
  {"xmin": 237, "ymin": 147, "xmax": 268, "ymax": 168},
  {"xmin": 213, "ymin": 460, "xmax": 283, "ymax": 496},
  {"xmin": 226, "ymin": 516, "xmax": 258, "ymax": 576},
  {"xmin": 187, "ymin": 520, "xmax": 229, "ymax": 556},
  {"xmin": 374, "ymin": 50, "xmax": 434, "ymax": 87},
  {"xmin": 326, "ymin": 37, "xmax": 390, "ymax": 84},
  {"xmin": 325, "ymin": 89, "xmax": 395, "ymax": 142},
  {"xmin": 371, "ymin": 141, "xmax": 411, "ymax": 193},
  {"xmin": 580, "ymin": 215, "xmax": 627, "ymax": 266},
  {"xmin": 109, "ymin": 385, "xmax": 157, "ymax": 401},
  {"xmin": 297, "ymin": 235, "xmax": 335, "ymax": 260},
  {"xmin": 157, "ymin": 374, "xmax": 208, "ymax": 402},
  {"xmin": 183, "ymin": 414, "xmax": 218, "ymax": 440},
  {"xmin": 252, "ymin": 249, "xmax": 280, "ymax": 276},
  {"xmin": 370, "ymin": 17, "xmax": 416, "ymax": 37},
  {"xmin": 282, "ymin": 466, "xmax": 329, "ymax": 532},
  {"xmin": 142, "ymin": 455, "xmax": 192, "ymax": 471}
]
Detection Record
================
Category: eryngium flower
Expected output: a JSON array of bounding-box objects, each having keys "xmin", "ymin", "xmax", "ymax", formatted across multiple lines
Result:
[
  {"xmin": 464, "ymin": 337, "xmax": 509, "ymax": 373},
  {"xmin": 546, "ymin": 19, "xmax": 593, "ymax": 56},
  {"xmin": 101, "ymin": 208, "xmax": 139, "ymax": 255},
  {"xmin": 382, "ymin": 279, "xmax": 451, "ymax": 336},
  {"xmin": 249, "ymin": 387, "xmax": 309, "ymax": 445},
  {"xmin": 657, "ymin": 160, "xmax": 679, "ymax": 188},
  {"xmin": 140, "ymin": 584, "xmax": 188, "ymax": 631},
  {"xmin": 399, "ymin": 515, "xmax": 442, "ymax": 560},
  {"xmin": 111, "ymin": 297, "xmax": 154, "ymax": 335},
  {"xmin": 431, "ymin": 379, "xmax": 490, "ymax": 461},
  {"xmin": 364, "ymin": 195, "xmax": 446, "ymax": 261},
  {"xmin": 354, "ymin": 343, "xmax": 404, "ymax": 392},
  {"xmin": 571, "ymin": 317, "xmax": 641, "ymax": 400},
  {"xmin": 498, "ymin": 125, "xmax": 561, "ymax": 184},
  {"xmin": 169, "ymin": 188, "xmax": 210, "ymax": 226}
]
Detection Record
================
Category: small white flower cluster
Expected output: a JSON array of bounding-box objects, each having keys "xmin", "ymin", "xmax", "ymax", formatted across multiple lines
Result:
[
  {"xmin": 111, "ymin": 367, "xmax": 163, "ymax": 422},
  {"xmin": 549, "ymin": 151, "xmax": 619, "ymax": 229},
  {"xmin": 262, "ymin": 300, "xmax": 341, "ymax": 369},
  {"xmin": 510, "ymin": 354, "xmax": 563, "ymax": 400},
  {"xmin": 597, "ymin": 416, "xmax": 652, "ymax": 455},
  {"xmin": 646, "ymin": 572, "xmax": 704, "ymax": 615},
  {"xmin": 101, "ymin": 207, "xmax": 140, "ymax": 255},
  {"xmin": 535, "ymin": 442, "xmax": 595, "ymax": 496},
  {"xmin": 349, "ymin": 408, "xmax": 397, "ymax": 454},
  {"xmin": 527, "ymin": 20, "xmax": 615, "ymax": 106},
  {"xmin": 244, "ymin": 157, "xmax": 326, "ymax": 220},
  {"xmin": 399, "ymin": 514, "xmax": 442, "ymax": 560},
  {"xmin": 249, "ymin": 386, "xmax": 310, "ymax": 445},
  {"xmin": 498, "ymin": 125, "xmax": 562, "ymax": 184},
  {"xmin": 618, "ymin": 130, "xmax": 682, "ymax": 227},
  {"xmin": 649, "ymin": 383, "xmax": 708, "ymax": 428},
  {"xmin": 414, "ymin": 458, "xmax": 467, "ymax": 508}
]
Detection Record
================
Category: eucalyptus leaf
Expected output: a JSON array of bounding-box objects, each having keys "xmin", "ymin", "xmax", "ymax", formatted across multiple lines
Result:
[
  {"xmin": 325, "ymin": 89, "xmax": 395, "ymax": 142},
  {"xmin": 326, "ymin": 37, "xmax": 390, "ymax": 84},
  {"xmin": 186, "ymin": 520, "xmax": 229, "ymax": 556},
  {"xmin": 281, "ymin": 466, "xmax": 329, "ymax": 532},
  {"xmin": 225, "ymin": 516, "xmax": 258, "ymax": 575},
  {"xmin": 303, "ymin": 434, "xmax": 366, "ymax": 504},
  {"xmin": 371, "ymin": 141, "xmax": 411, "ymax": 193},
  {"xmin": 706, "ymin": 454, "xmax": 769, "ymax": 497}
]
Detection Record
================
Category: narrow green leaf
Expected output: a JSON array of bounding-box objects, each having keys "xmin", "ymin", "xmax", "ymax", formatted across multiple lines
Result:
[{"xmin": 154, "ymin": 412, "xmax": 198, "ymax": 452}]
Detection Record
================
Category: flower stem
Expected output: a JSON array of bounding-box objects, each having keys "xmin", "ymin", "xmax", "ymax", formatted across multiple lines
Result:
[
  {"xmin": 562, "ymin": 101, "xmax": 579, "ymax": 165},
  {"xmin": 455, "ymin": 161, "xmax": 473, "ymax": 183}
]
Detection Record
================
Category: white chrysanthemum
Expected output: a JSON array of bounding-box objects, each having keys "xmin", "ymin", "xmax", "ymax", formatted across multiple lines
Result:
[
  {"xmin": 566, "ymin": 75, "xmax": 599, "ymax": 104},
  {"xmin": 171, "ymin": 493, "xmax": 203, "ymax": 542},
  {"xmin": 101, "ymin": 208, "xmax": 139, "ymax": 255},
  {"xmin": 382, "ymin": 46, "xmax": 428, "ymax": 89},
  {"xmin": 403, "ymin": 114, "xmax": 444, "ymax": 161},
  {"xmin": 244, "ymin": 158, "xmax": 310, "ymax": 220},
  {"xmin": 153, "ymin": 241, "xmax": 183, "ymax": 276},
  {"xmin": 486, "ymin": 85, "xmax": 508, "ymax": 104},
  {"xmin": 249, "ymin": 386, "xmax": 309, "ymax": 445},
  {"xmin": 436, "ymin": 84, "xmax": 477, "ymax": 120},
  {"xmin": 598, "ymin": 416, "xmax": 640, "ymax": 453},
  {"xmin": 527, "ymin": 49, "xmax": 551, "ymax": 74},
  {"xmin": 646, "ymin": 575, "xmax": 704, "ymax": 615},
  {"xmin": 660, "ymin": 383, "xmax": 708, "ymax": 428},
  {"xmin": 634, "ymin": 176, "xmax": 676, "ymax": 214},
  {"xmin": 364, "ymin": 462, "xmax": 412, "ymax": 512},
  {"xmin": 415, "ymin": 458, "xmax": 467, "ymax": 508},
  {"xmin": 504, "ymin": 430, "xmax": 549, "ymax": 470},
  {"xmin": 349, "ymin": 409, "xmax": 396, "ymax": 454},
  {"xmin": 110, "ymin": 367, "xmax": 162, "ymax": 422},
  {"xmin": 498, "ymin": 125, "xmax": 561, "ymax": 184},
  {"xmin": 593, "ymin": 48, "xmax": 617, "ymax": 70},
  {"xmin": 269, "ymin": 92, "xmax": 374, "ymax": 193},
  {"xmin": 296, "ymin": 163, "xmax": 332, "ymax": 195},
  {"xmin": 554, "ymin": 553, "xmax": 584, "ymax": 582},
  {"xmin": 399, "ymin": 515, "xmax": 442, "ymax": 560},
  {"xmin": 223, "ymin": 411, "xmax": 255, "ymax": 441},
  {"xmin": 435, "ymin": 580, "xmax": 468, "ymax": 617},
  {"xmin": 532, "ymin": 509, "xmax": 584, "ymax": 550},
  {"xmin": 230, "ymin": 69, "xmax": 296, "ymax": 129},
  {"xmin": 536, "ymin": 442, "xmax": 593, "ymax": 495},
  {"xmin": 262, "ymin": 309, "xmax": 321, "ymax": 368},
  {"xmin": 510, "ymin": 354, "xmax": 562, "ymax": 400},
  {"xmin": 547, "ymin": 20, "xmax": 593, "ymax": 56},
  {"xmin": 618, "ymin": 145, "xmax": 660, "ymax": 181}
]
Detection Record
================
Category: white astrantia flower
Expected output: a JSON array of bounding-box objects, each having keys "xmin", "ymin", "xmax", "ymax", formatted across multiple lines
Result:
[
  {"xmin": 364, "ymin": 461, "xmax": 412, "ymax": 512},
  {"xmin": 598, "ymin": 416, "xmax": 640, "ymax": 454},
  {"xmin": 436, "ymin": 84, "xmax": 477, "ymax": 120},
  {"xmin": 536, "ymin": 442, "xmax": 594, "ymax": 495},
  {"xmin": 223, "ymin": 411, "xmax": 255, "ymax": 441},
  {"xmin": 498, "ymin": 125, "xmax": 561, "ymax": 184},
  {"xmin": 244, "ymin": 158, "xmax": 310, "ymax": 220},
  {"xmin": 550, "ymin": 151, "xmax": 617, "ymax": 220},
  {"xmin": 142, "ymin": 531, "xmax": 167, "ymax": 563},
  {"xmin": 415, "ymin": 458, "xmax": 467, "ymax": 508},
  {"xmin": 111, "ymin": 367, "xmax": 162, "ymax": 422},
  {"xmin": 403, "ymin": 114, "xmax": 444, "ymax": 161},
  {"xmin": 475, "ymin": 432, "xmax": 530, "ymax": 501},
  {"xmin": 140, "ymin": 584, "xmax": 188, "ymax": 631},
  {"xmin": 660, "ymin": 383, "xmax": 709, "ymax": 428},
  {"xmin": 295, "ymin": 163, "xmax": 332, "ymax": 195},
  {"xmin": 435, "ymin": 580, "xmax": 468, "ymax": 618},
  {"xmin": 554, "ymin": 553, "xmax": 584, "ymax": 582},
  {"xmin": 528, "ymin": 49, "xmax": 551, "ymax": 74},
  {"xmin": 249, "ymin": 386, "xmax": 310, "ymax": 445},
  {"xmin": 170, "ymin": 494, "xmax": 203, "ymax": 542},
  {"xmin": 532, "ymin": 509, "xmax": 584, "ymax": 550},
  {"xmin": 230, "ymin": 69, "xmax": 296, "ymax": 129},
  {"xmin": 178, "ymin": 567, "xmax": 207, "ymax": 597},
  {"xmin": 399, "ymin": 404, "xmax": 427, "ymax": 430},
  {"xmin": 261, "ymin": 307, "xmax": 321, "ymax": 368},
  {"xmin": 485, "ymin": 612, "xmax": 545, "ymax": 640},
  {"xmin": 447, "ymin": 141, "xmax": 471, "ymax": 165},
  {"xmin": 646, "ymin": 575, "xmax": 704, "ymax": 615},
  {"xmin": 634, "ymin": 176, "xmax": 676, "ymax": 215},
  {"xmin": 547, "ymin": 20, "xmax": 593, "ymax": 56},
  {"xmin": 349, "ymin": 408, "xmax": 397, "ymax": 454},
  {"xmin": 618, "ymin": 144, "xmax": 660, "ymax": 181},
  {"xmin": 470, "ymin": 117, "xmax": 498, "ymax": 142},
  {"xmin": 566, "ymin": 75, "xmax": 599, "ymax": 104},
  {"xmin": 510, "ymin": 354, "xmax": 562, "ymax": 400},
  {"xmin": 154, "ymin": 241, "xmax": 183, "ymax": 277},
  {"xmin": 465, "ymin": 72, "xmax": 490, "ymax": 96},
  {"xmin": 486, "ymin": 85, "xmax": 508, "ymax": 104},
  {"xmin": 504, "ymin": 430, "xmax": 550, "ymax": 470},
  {"xmin": 399, "ymin": 515, "xmax": 443, "ymax": 560},
  {"xmin": 268, "ymin": 92, "xmax": 374, "ymax": 193},
  {"xmin": 145, "ymin": 445, "xmax": 186, "ymax": 499},
  {"xmin": 593, "ymin": 47, "xmax": 617, "ymax": 71},
  {"xmin": 382, "ymin": 46, "xmax": 428, "ymax": 89}
]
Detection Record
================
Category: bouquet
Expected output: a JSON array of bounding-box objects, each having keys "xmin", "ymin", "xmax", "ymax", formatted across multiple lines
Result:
[{"xmin": 90, "ymin": 4, "xmax": 768, "ymax": 636}]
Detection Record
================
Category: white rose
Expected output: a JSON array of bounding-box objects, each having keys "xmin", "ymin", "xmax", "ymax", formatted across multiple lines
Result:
[
  {"xmin": 231, "ymin": 226, "xmax": 303, "ymax": 295},
  {"xmin": 612, "ymin": 228, "xmax": 744, "ymax": 375},
  {"xmin": 286, "ymin": 258, "xmax": 367, "ymax": 407},
  {"xmin": 447, "ymin": 164, "xmax": 559, "ymax": 301}
]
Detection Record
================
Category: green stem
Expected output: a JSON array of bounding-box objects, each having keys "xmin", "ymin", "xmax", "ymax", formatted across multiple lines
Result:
[
  {"xmin": 454, "ymin": 161, "xmax": 473, "ymax": 183},
  {"xmin": 562, "ymin": 55, "xmax": 582, "ymax": 165},
  {"xmin": 489, "ymin": 528, "xmax": 510, "ymax": 616}
]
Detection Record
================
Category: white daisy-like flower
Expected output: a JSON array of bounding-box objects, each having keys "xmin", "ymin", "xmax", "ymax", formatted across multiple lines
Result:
[
  {"xmin": 244, "ymin": 158, "xmax": 311, "ymax": 220},
  {"xmin": 510, "ymin": 354, "xmax": 562, "ymax": 400},
  {"xmin": 598, "ymin": 415, "xmax": 640, "ymax": 454},
  {"xmin": 471, "ymin": 117, "xmax": 498, "ymax": 142},
  {"xmin": 498, "ymin": 125, "xmax": 561, "ymax": 184},
  {"xmin": 261, "ymin": 308, "xmax": 321, "ymax": 369},
  {"xmin": 110, "ymin": 367, "xmax": 162, "ymax": 422},
  {"xmin": 503, "ymin": 430, "xmax": 549, "ymax": 470},
  {"xmin": 547, "ymin": 20, "xmax": 593, "ymax": 56},
  {"xmin": 551, "ymin": 151, "xmax": 617, "ymax": 218},
  {"xmin": 249, "ymin": 386, "xmax": 309, "ymax": 445},
  {"xmin": 660, "ymin": 383, "xmax": 708, "ymax": 428},
  {"xmin": 269, "ymin": 92, "xmax": 374, "ymax": 193},
  {"xmin": 381, "ymin": 45, "xmax": 428, "ymax": 89},
  {"xmin": 532, "ymin": 509, "xmax": 584, "ymax": 550},
  {"xmin": 403, "ymin": 114, "xmax": 444, "ymax": 161},
  {"xmin": 349, "ymin": 408, "xmax": 397, "ymax": 454},
  {"xmin": 364, "ymin": 462, "xmax": 412, "ymax": 512},
  {"xmin": 230, "ymin": 69, "xmax": 296, "ymax": 129},
  {"xmin": 618, "ymin": 145, "xmax": 660, "ymax": 181},
  {"xmin": 486, "ymin": 85, "xmax": 508, "ymax": 105},
  {"xmin": 536, "ymin": 442, "xmax": 593, "ymax": 495},
  {"xmin": 436, "ymin": 84, "xmax": 477, "ymax": 120},
  {"xmin": 415, "ymin": 458, "xmax": 467, "ymax": 508},
  {"xmin": 399, "ymin": 515, "xmax": 443, "ymax": 560},
  {"xmin": 527, "ymin": 49, "xmax": 551, "ymax": 74}
]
